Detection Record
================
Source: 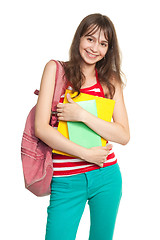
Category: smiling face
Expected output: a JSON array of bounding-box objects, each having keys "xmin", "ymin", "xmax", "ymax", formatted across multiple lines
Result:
[{"xmin": 79, "ymin": 26, "xmax": 109, "ymax": 66}]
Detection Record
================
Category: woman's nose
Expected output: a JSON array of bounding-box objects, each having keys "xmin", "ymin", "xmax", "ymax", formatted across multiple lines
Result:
[{"xmin": 90, "ymin": 42, "xmax": 99, "ymax": 52}]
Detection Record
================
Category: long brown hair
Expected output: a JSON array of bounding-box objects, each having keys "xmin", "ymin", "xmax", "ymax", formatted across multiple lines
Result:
[{"xmin": 62, "ymin": 13, "xmax": 125, "ymax": 99}]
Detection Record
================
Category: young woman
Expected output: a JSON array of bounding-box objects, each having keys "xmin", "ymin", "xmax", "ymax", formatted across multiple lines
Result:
[{"xmin": 35, "ymin": 13, "xmax": 130, "ymax": 240}]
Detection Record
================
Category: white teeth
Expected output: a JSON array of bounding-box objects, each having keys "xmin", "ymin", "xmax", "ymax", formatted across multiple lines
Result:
[
  {"xmin": 89, "ymin": 53, "xmax": 95, "ymax": 57},
  {"xmin": 86, "ymin": 51, "xmax": 97, "ymax": 58}
]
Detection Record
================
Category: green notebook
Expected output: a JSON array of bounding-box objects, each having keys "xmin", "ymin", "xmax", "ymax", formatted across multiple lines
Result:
[{"xmin": 67, "ymin": 100, "xmax": 102, "ymax": 148}]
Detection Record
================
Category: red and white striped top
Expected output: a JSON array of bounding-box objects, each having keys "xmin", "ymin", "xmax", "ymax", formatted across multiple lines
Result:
[{"xmin": 52, "ymin": 72, "xmax": 117, "ymax": 177}]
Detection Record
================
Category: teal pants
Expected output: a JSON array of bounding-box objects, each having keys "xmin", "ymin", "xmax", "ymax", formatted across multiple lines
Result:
[{"xmin": 45, "ymin": 163, "xmax": 122, "ymax": 240}]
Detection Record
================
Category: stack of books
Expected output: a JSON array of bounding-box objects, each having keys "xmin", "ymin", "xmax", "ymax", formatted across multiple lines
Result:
[{"xmin": 52, "ymin": 89, "xmax": 115, "ymax": 157}]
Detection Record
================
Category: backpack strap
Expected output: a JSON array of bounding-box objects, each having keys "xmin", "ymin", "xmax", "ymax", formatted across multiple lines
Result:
[
  {"xmin": 34, "ymin": 60, "xmax": 68, "ymax": 127},
  {"xmin": 50, "ymin": 60, "xmax": 68, "ymax": 126}
]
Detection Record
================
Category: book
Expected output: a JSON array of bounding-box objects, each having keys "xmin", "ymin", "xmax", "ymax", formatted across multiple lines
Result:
[{"xmin": 67, "ymin": 100, "xmax": 102, "ymax": 149}]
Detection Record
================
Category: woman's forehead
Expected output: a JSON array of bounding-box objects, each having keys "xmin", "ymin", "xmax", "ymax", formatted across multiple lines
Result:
[{"xmin": 84, "ymin": 25, "xmax": 108, "ymax": 40}]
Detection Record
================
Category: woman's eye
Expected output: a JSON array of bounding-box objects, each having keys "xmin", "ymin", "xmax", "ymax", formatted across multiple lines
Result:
[
  {"xmin": 101, "ymin": 43, "xmax": 107, "ymax": 47},
  {"xmin": 87, "ymin": 38, "xmax": 93, "ymax": 42}
]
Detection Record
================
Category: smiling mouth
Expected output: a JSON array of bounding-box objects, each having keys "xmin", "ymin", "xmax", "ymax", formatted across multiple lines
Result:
[{"xmin": 85, "ymin": 50, "xmax": 98, "ymax": 58}]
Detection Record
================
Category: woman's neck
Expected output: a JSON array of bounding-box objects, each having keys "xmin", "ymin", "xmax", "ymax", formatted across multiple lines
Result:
[
  {"xmin": 80, "ymin": 62, "xmax": 96, "ymax": 80},
  {"xmin": 80, "ymin": 62, "xmax": 97, "ymax": 88}
]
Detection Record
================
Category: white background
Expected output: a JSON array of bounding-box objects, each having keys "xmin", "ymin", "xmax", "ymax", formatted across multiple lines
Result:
[{"xmin": 1, "ymin": 0, "xmax": 160, "ymax": 239}]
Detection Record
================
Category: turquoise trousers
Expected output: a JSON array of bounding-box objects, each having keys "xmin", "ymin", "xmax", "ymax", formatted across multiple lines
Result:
[{"xmin": 45, "ymin": 163, "xmax": 122, "ymax": 240}]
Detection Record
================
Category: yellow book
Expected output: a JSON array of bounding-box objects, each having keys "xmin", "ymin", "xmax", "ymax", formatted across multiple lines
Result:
[{"xmin": 52, "ymin": 89, "xmax": 115, "ymax": 157}]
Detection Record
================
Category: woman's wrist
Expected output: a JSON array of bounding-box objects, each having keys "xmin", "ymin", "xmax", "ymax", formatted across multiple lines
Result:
[
  {"xmin": 78, "ymin": 147, "xmax": 89, "ymax": 161},
  {"xmin": 81, "ymin": 109, "xmax": 90, "ymax": 123}
]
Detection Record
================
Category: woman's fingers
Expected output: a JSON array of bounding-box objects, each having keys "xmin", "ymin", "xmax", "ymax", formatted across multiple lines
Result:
[
  {"xmin": 103, "ymin": 144, "xmax": 113, "ymax": 150},
  {"xmin": 57, "ymin": 103, "xmax": 63, "ymax": 110},
  {"xmin": 66, "ymin": 93, "xmax": 74, "ymax": 103},
  {"xmin": 57, "ymin": 109, "xmax": 63, "ymax": 113},
  {"xmin": 57, "ymin": 112, "xmax": 63, "ymax": 117}
]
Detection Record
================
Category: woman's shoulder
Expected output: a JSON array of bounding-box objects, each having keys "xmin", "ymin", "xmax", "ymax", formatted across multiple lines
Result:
[
  {"xmin": 39, "ymin": 60, "xmax": 58, "ymax": 89},
  {"xmin": 46, "ymin": 59, "xmax": 68, "ymax": 69},
  {"xmin": 44, "ymin": 59, "xmax": 57, "ymax": 72},
  {"xmin": 43, "ymin": 59, "xmax": 65, "ymax": 74}
]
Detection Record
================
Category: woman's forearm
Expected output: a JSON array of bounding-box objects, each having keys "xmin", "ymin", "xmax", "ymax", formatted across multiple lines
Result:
[
  {"xmin": 57, "ymin": 91, "xmax": 130, "ymax": 145},
  {"xmin": 35, "ymin": 124, "xmax": 113, "ymax": 168},
  {"xmin": 82, "ymin": 111, "xmax": 130, "ymax": 145},
  {"xmin": 35, "ymin": 124, "xmax": 86, "ymax": 158}
]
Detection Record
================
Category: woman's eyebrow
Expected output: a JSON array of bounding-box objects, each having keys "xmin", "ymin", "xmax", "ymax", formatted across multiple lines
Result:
[
  {"xmin": 101, "ymin": 39, "xmax": 108, "ymax": 43},
  {"xmin": 85, "ymin": 34, "xmax": 108, "ymax": 43}
]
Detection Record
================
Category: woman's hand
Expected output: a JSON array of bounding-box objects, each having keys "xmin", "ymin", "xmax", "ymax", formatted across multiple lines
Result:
[
  {"xmin": 83, "ymin": 144, "xmax": 113, "ymax": 168},
  {"xmin": 57, "ymin": 93, "xmax": 85, "ymax": 122}
]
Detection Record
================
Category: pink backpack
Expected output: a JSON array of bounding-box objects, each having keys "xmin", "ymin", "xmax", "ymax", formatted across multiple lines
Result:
[{"xmin": 21, "ymin": 60, "xmax": 67, "ymax": 197}]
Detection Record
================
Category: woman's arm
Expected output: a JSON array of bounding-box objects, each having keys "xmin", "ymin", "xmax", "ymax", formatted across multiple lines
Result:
[
  {"xmin": 34, "ymin": 60, "xmax": 112, "ymax": 167},
  {"xmin": 57, "ymin": 80, "xmax": 130, "ymax": 145},
  {"xmin": 82, "ymin": 81, "xmax": 130, "ymax": 145},
  {"xmin": 34, "ymin": 60, "xmax": 85, "ymax": 157}
]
